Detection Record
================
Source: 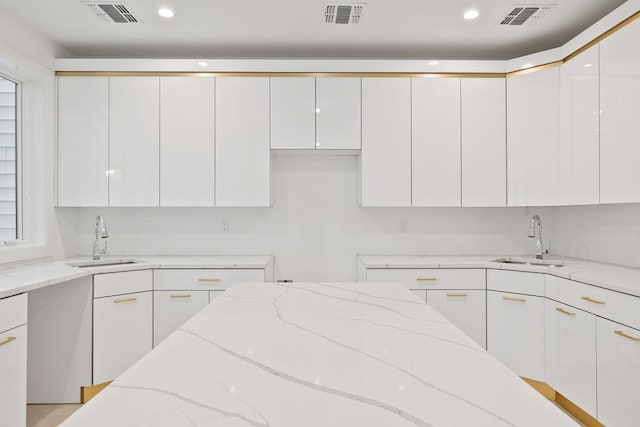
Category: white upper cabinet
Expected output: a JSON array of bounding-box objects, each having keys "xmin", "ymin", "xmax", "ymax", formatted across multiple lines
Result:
[
  {"xmin": 560, "ymin": 45, "xmax": 600, "ymax": 205},
  {"xmin": 600, "ymin": 19, "xmax": 640, "ymax": 204},
  {"xmin": 361, "ymin": 78, "xmax": 411, "ymax": 207},
  {"xmin": 412, "ymin": 78, "xmax": 461, "ymax": 206},
  {"xmin": 58, "ymin": 77, "xmax": 109, "ymax": 207},
  {"xmin": 316, "ymin": 78, "xmax": 361, "ymax": 149},
  {"xmin": 461, "ymin": 78, "xmax": 507, "ymax": 207},
  {"xmin": 109, "ymin": 77, "xmax": 160, "ymax": 207},
  {"xmin": 507, "ymin": 67, "xmax": 561, "ymax": 206},
  {"xmin": 160, "ymin": 77, "xmax": 215, "ymax": 207},
  {"xmin": 270, "ymin": 78, "xmax": 316, "ymax": 149},
  {"xmin": 216, "ymin": 77, "xmax": 271, "ymax": 207}
]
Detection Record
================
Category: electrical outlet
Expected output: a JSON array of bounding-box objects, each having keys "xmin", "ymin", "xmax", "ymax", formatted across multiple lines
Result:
[
  {"xmin": 221, "ymin": 219, "xmax": 229, "ymax": 233},
  {"xmin": 399, "ymin": 219, "xmax": 407, "ymax": 233}
]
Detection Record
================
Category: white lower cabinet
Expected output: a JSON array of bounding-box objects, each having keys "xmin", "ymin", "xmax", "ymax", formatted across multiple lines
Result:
[
  {"xmin": 93, "ymin": 271, "xmax": 153, "ymax": 384},
  {"xmin": 153, "ymin": 290, "xmax": 209, "ymax": 346},
  {"xmin": 427, "ymin": 289, "xmax": 486, "ymax": 348},
  {"xmin": 411, "ymin": 289, "xmax": 427, "ymax": 302},
  {"xmin": 596, "ymin": 318, "xmax": 640, "ymax": 427},
  {"xmin": 0, "ymin": 324, "xmax": 27, "ymax": 427},
  {"xmin": 544, "ymin": 299, "xmax": 597, "ymax": 416},
  {"xmin": 487, "ymin": 290, "xmax": 545, "ymax": 381}
]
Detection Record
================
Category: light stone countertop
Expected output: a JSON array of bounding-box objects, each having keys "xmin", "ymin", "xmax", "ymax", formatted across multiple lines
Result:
[{"xmin": 61, "ymin": 282, "xmax": 577, "ymax": 427}]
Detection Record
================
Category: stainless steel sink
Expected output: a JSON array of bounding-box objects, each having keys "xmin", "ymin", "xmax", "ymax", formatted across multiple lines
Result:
[
  {"xmin": 66, "ymin": 258, "xmax": 139, "ymax": 268},
  {"xmin": 492, "ymin": 257, "xmax": 566, "ymax": 268}
]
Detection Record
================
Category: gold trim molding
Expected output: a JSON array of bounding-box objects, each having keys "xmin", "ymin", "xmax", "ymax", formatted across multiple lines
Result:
[
  {"xmin": 55, "ymin": 11, "xmax": 639, "ymax": 79},
  {"xmin": 80, "ymin": 381, "xmax": 112, "ymax": 403}
]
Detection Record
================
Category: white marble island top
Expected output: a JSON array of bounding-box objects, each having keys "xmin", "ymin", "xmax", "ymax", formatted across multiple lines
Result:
[{"xmin": 62, "ymin": 282, "xmax": 576, "ymax": 427}]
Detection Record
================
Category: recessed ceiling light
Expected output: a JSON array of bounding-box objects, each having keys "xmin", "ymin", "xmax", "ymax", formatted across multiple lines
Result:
[
  {"xmin": 197, "ymin": 61, "xmax": 209, "ymax": 67},
  {"xmin": 158, "ymin": 8, "xmax": 174, "ymax": 18},
  {"xmin": 463, "ymin": 9, "xmax": 480, "ymax": 20},
  {"xmin": 428, "ymin": 60, "xmax": 440, "ymax": 66}
]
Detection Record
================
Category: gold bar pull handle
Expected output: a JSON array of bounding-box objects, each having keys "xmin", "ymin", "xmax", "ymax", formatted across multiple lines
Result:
[
  {"xmin": 416, "ymin": 277, "xmax": 437, "ymax": 282},
  {"xmin": 614, "ymin": 330, "xmax": 640, "ymax": 342},
  {"xmin": 581, "ymin": 296, "xmax": 605, "ymax": 305},
  {"xmin": 170, "ymin": 294, "xmax": 192, "ymax": 299},
  {"xmin": 446, "ymin": 293, "xmax": 468, "ymax": 298},
  {"xmin": 114, "ymin": 297, "xmax": 137, "ymax": 304},
  {"xmin": 503, "ymin": 296, "xmax": 526, "ymax": 303},
  {"xmin": 0, "ymin": 336, "xmax": 17, "ymax": 347},
  {"xmin": 556, "ymin": 307, "xmax": 576, "ymax": 316},
  {"xmin": 198, "ymin": 278, "xmax": 220, "ymax": 283}
]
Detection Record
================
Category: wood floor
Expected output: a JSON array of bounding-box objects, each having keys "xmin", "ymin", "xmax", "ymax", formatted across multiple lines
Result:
[{"xmin": 27, "ymin": 404, "xmax": 81, "ymax": 427}]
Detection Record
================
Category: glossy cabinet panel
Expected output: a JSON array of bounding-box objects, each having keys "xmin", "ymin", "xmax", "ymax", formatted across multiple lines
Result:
[
  {"xmin": 270, "ymin": 78, "xmax": 315, "ymax": 149},
  {"xmin": 461, "ymin": 78, "xmax": 507, "ymax": 207},
  {"xmin": 361, "ymin": 78, "xmax": 411, "ymax": 207},
  {"xmin": 109, "ymin": 77, "xmax": 160, "ymax": 206},
  {"xmin": 160, "ymin": 77, "xmax": 215, "ymax": 206},
  {"xmin": 316, "ymin": 78, "xmax": 361, "ymax": 149},
  {"xmin": 57, "ymin": 77, "xmax": 109, "ymax": 207},
  {"xmin": 0, "ymin": 324, "xmax": 27, "ymax": 427},
  {"xmin": 600, "ymin": 19, "xmax": 640, "ymax": 204},
  {"xmin": 427, "ymin": 289, "xmax": 486, "ymax": 348},
  {"xmin": 215, "ymin": 78, "xmax": 271, "ymax": 206},
  {"xmin": 507, "ymin": 67, "xmax": 561, "ymax": 206},
  {"xmin": 153, "ymin": 290, "xmax": 209, "ymax": 346},
  {"xmin": 412, "ymin": 78, "xmax": 461, "ymax": 206},
  {"xmin": 365, "ymin": 268, "xmax": 486, "ymax": 290}
]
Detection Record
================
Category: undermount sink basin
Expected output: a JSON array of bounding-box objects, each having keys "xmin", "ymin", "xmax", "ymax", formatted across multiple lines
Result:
[
  {"xmin": 492, "ymin": 257, "xmax": 566, "ymax": 268},
  {"xmin": 66, "ymin": 258, "xmax": 139, "ymax": 268}
]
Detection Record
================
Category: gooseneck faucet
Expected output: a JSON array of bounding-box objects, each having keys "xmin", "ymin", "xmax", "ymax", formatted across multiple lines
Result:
[
  {"xmin": 93, "ymin": 215, "xmax": 109, "ymax": 260},
  {"xmin": 528, "ymin": 215, "xmax": 547, "ymax": 259}
]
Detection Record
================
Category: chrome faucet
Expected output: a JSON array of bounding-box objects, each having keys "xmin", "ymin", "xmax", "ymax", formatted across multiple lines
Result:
[
  {"xmin": 527, "ymin": 215, "xmax": 547, "ymax": 259},
  {"xmin": 93, "ymin": 215, "xmax": 109, "ymax": 260}
]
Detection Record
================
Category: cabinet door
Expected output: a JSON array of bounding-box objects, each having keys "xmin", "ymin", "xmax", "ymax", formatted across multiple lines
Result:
[
  {"xmin": 507, "ymin": 68, "xmax": 561, "ymax": 206},
  {"xmin": 153, "ymin": 290, "xmax": 209, "ymax": 346},
  {"xmin": 412, "ymin": 78, "xmax": 461, "ymax": 206},
  {"xmin": 58, "ymin": 77, "xmax": 109, "ymax": 207},
  {"xmin": 560, "ymin": 45, "xmax": 600, "ymax": 205},
  {"xmin": 487, "ymin": 290, "xmax": 545, "ymax": 381},
  {"xmin": 597, "ymin": 318, "xmax": 640, "ymax": 427},
  {"xmin": 160, "ymin": 77, "xmax": 215, "ymax": 206},
  {"xmin": 427, "ymin": 289, "xmax": 486, "ymax": 348},
  {"xmin": 270, "ymin": 78, "xmax": 315, "ymax": 149},
  {"xmin": 109, "ymin": 77, "xmax": 160, "ymax": 206},
  {"xmin": 0, "ymin": 325, "xmax": 27, "ymax": 427},
  {"xmin": 316, "ymin": 78, "xmax": 361, "ymax": 149},
  {"xmin": 411, "ymin": 289, "xmax": 427, "ymax": 302},
  {"xmin": 216, "ymin": 78, "xmax": 270, "ymax": 206},
  {"xmin": 209, "ymin": 290, "xmax": 224, "ymax": 302},
  {"xmin": 461, "ymin": 78, "xmax": 507, "ymax": 207},
  {"xmin": 600, "ymin": 20, "xmax": 640, "ymax": 204},
  {"xmin": 361, "ymin": 78, "xmax": 411, "ymax": 207},
  {"xmin": 545, "ymin": 300, "xmax": 596, "ymax": 416},
  {"xmin": 93, "ymin": 291, "xmax": 152, "ymax": 384}
]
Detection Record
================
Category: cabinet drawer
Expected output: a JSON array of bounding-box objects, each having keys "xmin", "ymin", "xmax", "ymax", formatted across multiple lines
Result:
[
  {"xmin": 94, "ymin": 270, "xmax": 153, "ymax": 298},
  {"xmin": 427, "ymin": 289, "xmax": 486, "ymax": 348},
  {"xmin": 154, "ymin": 269, "xmax": 264, "ymax": 291},
  {"xmin": 411, "ymin": 289, "xmax": 427, "ymax": 302},
  {"xmin": 487, "ymin": 269, "xmax": 545, "ymax": 296},
  {"xmin": 0, "ymin": 324, "xmax": 27, "ymax": 427},
  {"xmin": 546, "ymin": 275, "xmax": 640, "ymax": 330},
  {"xmin": 0, "ymin": 293, "xmax": 27, "ymax": 333},
  {"xmin": 153, "ymin": 290, "xmax": 209, "ymax": 346},
  {"xmin": 365, "ymin": 269, "xmax": 485, "ymax": 290}
]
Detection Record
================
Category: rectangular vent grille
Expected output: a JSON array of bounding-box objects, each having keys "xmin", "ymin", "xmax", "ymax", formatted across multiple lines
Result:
[
  {"xmin": 324, "ymin": 3, "xmax": 366, "ymax": 24},
  {"xmin": 85, "ymin": 2, "xmax": 141, "ymax": 23},
  {"xmin": 499, "ymin": 5, "xmax": 554, "ymax": 26}
]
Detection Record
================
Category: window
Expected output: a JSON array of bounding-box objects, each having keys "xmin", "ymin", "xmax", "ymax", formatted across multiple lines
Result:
[{"xmin": 0, "ymin": 75, "xmax": 19, "ymax": 241}]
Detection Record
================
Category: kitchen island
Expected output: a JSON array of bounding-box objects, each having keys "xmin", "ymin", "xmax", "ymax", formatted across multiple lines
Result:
[{"xmin": 61, "ymin": 282, "xmax": 576, "ymax": 426}]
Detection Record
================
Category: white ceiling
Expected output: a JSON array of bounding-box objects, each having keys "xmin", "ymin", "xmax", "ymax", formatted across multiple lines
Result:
[{"xmin": 0, "ymin": 0, "xmax": 628, "ymax": 59}]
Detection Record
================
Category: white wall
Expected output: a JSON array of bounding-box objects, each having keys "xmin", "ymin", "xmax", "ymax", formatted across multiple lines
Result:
[
  {"xmin": 556, "ymin": 204, "xmax": 640, "ymax": 269},
  {"xmin": 57, "ymin": 155, "xmax": 557, "ymax": 281}
]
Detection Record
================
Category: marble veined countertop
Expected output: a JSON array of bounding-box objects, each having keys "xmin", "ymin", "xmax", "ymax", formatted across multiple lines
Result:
[
  {"xmin": 61, "ymin": 282, "xmax": 577, "ymax": 427},
  {"xmin": 0, "ymin": 255, "xmax": 274, "ymax": 299}
]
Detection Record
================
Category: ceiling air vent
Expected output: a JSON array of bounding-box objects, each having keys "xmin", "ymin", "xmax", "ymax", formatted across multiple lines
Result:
[
  {"xmin": 324, "ymin": 3, "xmax": 366, "ymax": 24},
  {"xmin": 499, "ymin": 5, "xmax": 555, "ymax": 26},
  {"xmin": 84, "ymin": 2, "xmax": 141, "ymax": 23}
]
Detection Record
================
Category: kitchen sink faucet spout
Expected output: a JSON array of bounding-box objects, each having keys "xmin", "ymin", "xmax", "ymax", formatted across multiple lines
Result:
[{"xmin": 93, "ymin": 215, "xmax": 109, "ymax": 260}]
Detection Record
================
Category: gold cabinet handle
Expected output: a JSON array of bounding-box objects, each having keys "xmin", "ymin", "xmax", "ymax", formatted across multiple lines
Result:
[
  {"xmin": 581, "ymin": 296, "xmax": 605, "ymax": 305},
  {"xmin": 556, "ymin": 307, "xmax": 576, "ymax": 316},
  {"xmin": 416, "ymin": 277, "xmax": 437, "ymax": 282},
  {"xmin": 114, "ymin": 297, "xmax": 137, "ymax": 304},
  {"xmin": 446, "ymin": 293, "xmax": 467, "ymax": 298},
  {"xmin": 0, "ymin": 336, "xmax": 16, "ymax": 347},
  {"xmin": 614, "ymin": 330, "xmax": 640, "ymax": 342},
  {"xmin": 503, "ymin": 296, "xmax": 526, "ymax": 302},
  {"xmin": 198, "ymin": 278, "xmax": 220, "ymax": 283},
  {"xmin": 170, "ymin": 294, "xmax": 192, "ymax": 299}
]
